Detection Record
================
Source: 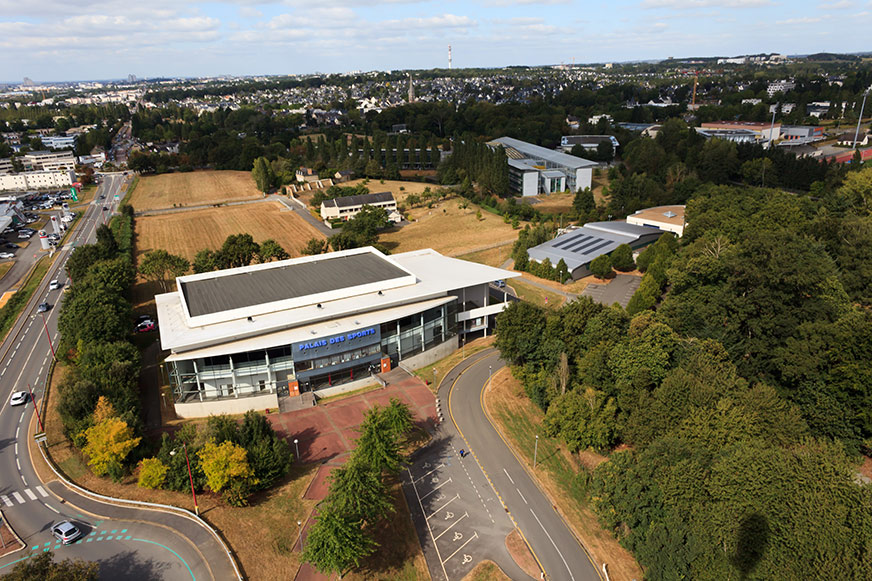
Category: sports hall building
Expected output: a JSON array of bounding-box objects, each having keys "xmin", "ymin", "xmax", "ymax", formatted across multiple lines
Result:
[{"xmin": 157, "ymin": 247, "xmax": 517, "ymax": 417}]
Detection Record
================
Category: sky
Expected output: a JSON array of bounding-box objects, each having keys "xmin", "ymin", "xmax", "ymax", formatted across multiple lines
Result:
[{"xmin": 1, "ymin": 0, "xmax": 871, "ymax": 83}]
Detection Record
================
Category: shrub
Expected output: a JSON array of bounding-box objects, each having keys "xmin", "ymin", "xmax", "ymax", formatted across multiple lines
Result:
[
  {"xmin": 138, "ymin": 457, "xmax": 168, "ymax": 489},
  {"xmin": 589, "ymin": 254, "xmax": 613, "ymax": 279},
  {"xmin": 611, "ymin": 244, "xmax": 636, "ymax": 272}
]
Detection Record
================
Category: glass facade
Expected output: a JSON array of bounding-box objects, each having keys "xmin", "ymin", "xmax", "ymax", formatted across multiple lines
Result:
[{"xmin": 167, "ymin": 303, "xmax": 456, "ymax": 403}]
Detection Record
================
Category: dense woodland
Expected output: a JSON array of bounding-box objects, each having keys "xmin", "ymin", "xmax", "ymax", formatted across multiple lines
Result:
[{"xmin": 494, "ymin": 167, "xmax": 872, "ymax": 580}]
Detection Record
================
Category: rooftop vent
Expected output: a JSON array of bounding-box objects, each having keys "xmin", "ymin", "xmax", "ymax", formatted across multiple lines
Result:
[{"xmin": 663, "ymin": 211, "xmax": 677, "ymax": 218}]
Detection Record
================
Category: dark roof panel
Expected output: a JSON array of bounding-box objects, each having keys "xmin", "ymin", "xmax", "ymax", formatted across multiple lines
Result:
[
  {"xmin": 181, "ymin": 252, "xmax": 409, "ymax": 317},
  {"xmin": 327, "ymin": 192, "xmax": 395, "ymax": 209}
]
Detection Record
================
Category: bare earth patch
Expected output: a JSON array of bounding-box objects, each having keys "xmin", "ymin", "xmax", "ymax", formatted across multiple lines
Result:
[
  {"xmin": 530, "ymin": 192, "xmax": 575, "ymax": 216},
  {"xmin": 135, "ymin": 201, "xmax": 325, "ymax": 263},
  {"xmin": 505, "ymin": 529, "xmax": 539, "ymax": 579},
  {"xmin": 130, "ymin": 170, "xmax": 262, "ymax": 211},
  {"xmin": 462, "ymin": 560, "xmax": 512, "ymax": 581},
  {"xmin": 381, "ymin": 199, "xmax": 519, "ymax": 256},
  {"xmin": 484, "ymin": 368, "xmax": 643, "ymax": 581}
]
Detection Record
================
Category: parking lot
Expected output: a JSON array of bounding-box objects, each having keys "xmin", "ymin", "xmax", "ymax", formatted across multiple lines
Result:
[{"xmin": 403, "ymin": 433, "xmax": 523, "ymax": 581}]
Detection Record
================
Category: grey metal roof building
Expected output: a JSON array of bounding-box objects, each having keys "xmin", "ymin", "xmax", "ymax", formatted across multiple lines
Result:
[
  {"xmin": 527, "ymin": 221, "xmax": 663, "ymax": 279},
  {"xmin": 323, "ymin": 191, "xmax": 395, "ymax": 209},
  {"xmin": 488, "ymin": 136, "xmax": 597, "ymax": 197}
]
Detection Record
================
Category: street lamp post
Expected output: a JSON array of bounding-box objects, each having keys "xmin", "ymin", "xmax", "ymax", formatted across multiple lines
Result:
[
  {"xmin": 533, "ymin": 435, "xmax": 539, "ymax": 469},
  {"xmin": 171, "ymin": 444, "xmax": 199, "ymax": 516},
  {"xmin": 488, "ymin": 365, "xmax": 492, "ymax": 380},
  {"xmin": 40, "ymin": 312, "xmax": 56, "ymax": 360},
  {"xmin": 853, "ymin": 86, "xmax": 871, "ymax": 151},
  {"xmin": 294, "ymin": 439, "xmax": 300, "ymax": 462},
  {"xmin": 26, "ymin": 383, "xmax": 44, "ymax": 432},
  {"xmin": 297, "ymin": 520, "xmax": 303, "ymax": 551}
]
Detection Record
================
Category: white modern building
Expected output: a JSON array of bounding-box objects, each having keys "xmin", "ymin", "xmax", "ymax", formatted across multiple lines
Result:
[
  {"xmin": 488, "ymin": 136, "xmax": 597, "ymax": 197},
  {"xmin": 40, "ymin": 135, "xmax": 76, "ymax": 149},
  {"xmin": 22, "ymin": 150, "xmax": 76, "ymax": 172},
  {"xmin": 0, "ymin": 158, "xmax": 13, "ymax": 175},
  {"xmin": 157, "ymin": 247, "xmax": 517, "ymax": 417},
  {"xmin": 0, "ymin": 169, "xmax": 76, "ymax": 191},
  {"xmin": 559, "ymin": 135, "xmax": 620, "ymax": 153},
  {"xmin": 767, "ymin": 80, "xmax": 796, "ymax": 97},
  {"xmin": 320, "ymin": 192, "xmax": 401, "ymax": 223},
  {"xmin": 626, "ymin": 205, "xmax": 686, "ymax": 237}
]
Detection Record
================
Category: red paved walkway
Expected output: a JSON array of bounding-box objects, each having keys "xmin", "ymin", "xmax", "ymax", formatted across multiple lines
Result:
[{"xmin": 269, "ymin": 377, "xmax": 437, "ymax": 465}]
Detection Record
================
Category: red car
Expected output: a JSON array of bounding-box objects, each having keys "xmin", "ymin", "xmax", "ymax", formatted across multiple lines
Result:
[{"xmin": 135, "ymin": 320, "xmax": 156, "ymax": 333}]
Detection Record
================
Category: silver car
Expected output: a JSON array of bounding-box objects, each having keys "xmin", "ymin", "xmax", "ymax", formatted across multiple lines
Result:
[{"xmin": 51, "ymin": 521, "xmax": 82, "ymax": 544}]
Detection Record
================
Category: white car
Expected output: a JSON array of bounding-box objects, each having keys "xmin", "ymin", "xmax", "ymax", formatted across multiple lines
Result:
[
  {"xmin": 9, "ymin": 391, "xmax": 28, "ymax": 406},
  {"xmin": 49, "ymin": 280, "xmax": 62, "ymax": 291},
  {"xmin": 61, "ymin": 215, "xmax": 74, "ymax": 223},
  {"xmin": 0, "ymin": 252, "xmax": 13, "ymax": 259}
]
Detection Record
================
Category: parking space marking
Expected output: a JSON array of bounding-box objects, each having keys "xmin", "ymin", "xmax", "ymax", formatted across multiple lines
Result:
[
  {"xmin": 407, "ymin": 467, "xmax": 450, "ymax": 581},
  {"xmin": 420, "ymin": 477, "xmax": 452, "ymax": 500},
  {"xmin": 427, "ymin": 493, "xmax": 460, "ymax": 520},
  {"xmin": 441, "ymin": 531, "xmax": 478, "ymax": 566},
  {"xmin": 414, "ymin": 463, "xmax": 445, "ymax": 484},
  {"xmin": 434, "ymin": 512, "xmax": 468, "ymax": 541}
]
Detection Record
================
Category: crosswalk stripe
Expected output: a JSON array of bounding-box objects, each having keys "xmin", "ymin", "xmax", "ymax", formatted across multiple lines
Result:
[
  {"xmin": 12, "ymin": 492, "xmax": 25, "ymax": 504},
  {"xmin": 0, "ymin": 495, "xmax": 12, "ymax": 507},
  {"xmin": 24, "ymin": 489, "xmax": 37, "ymax": 500},
  {"xmin": 36, "ymin": 486, "xmax": 49, "ymax": 497}
]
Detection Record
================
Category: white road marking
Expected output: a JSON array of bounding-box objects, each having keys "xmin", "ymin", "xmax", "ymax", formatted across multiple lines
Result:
[
  {"xmin": 44, "ymin": 503, "xmax": 60, "ymax": 514},
  {"xmin": 24, "ymin": 489, "xmax": 37, "ymax": 500},
  {"xmin": 531, "ymin": 508, "xmax": 574, "ymax": 581},
  {"xmin": 414, "ymin": 463, "xmax": 445, "ymax": 484},
  {"xmin": 0, "ymin": 495, "xmax": 12, "ymax": 507},
  {"xmin": 441, "ymin": 531, "xmax": 479, "ymax": 565},
  {"xmin": 517, "ymin": 489, "xmax": 528, "ymax": 504},
  {"xmin": 14, "ymin": 442, "xmax": 18, "ymax": 455},
  {"xmin": 36, "ymin": 486, "xmax": 48, "ymax": 497},
  {"xmin": 16, "ymin": 458, "xmax": 21, "ymax": 470},
  {"xmin": 427, "ymin": 493, "xmax": 460, "ymax": 520},
  {"xmin": 12, "ymin": 492, "xmax": 25, "ymax": 504},
  {"xmin": 15, "ymin": 426, "xmax": 20, "ymax": 438},
  {"xmin": 21, "ymin": 475, "xmax": 27, "ymax": 486},
  {"xmin": 421, "ymin": 478, "xmax": 453, "ymax": 500},
  {"xmin": 407, "ymin": 468, "xmax": 450, "ymax": 581},
  {"xmin": 504, "ymin": 468, "xmax": 515, "ymax": 485},
  {"xmin": 434, "ymin": 512, "xmax": 469, "ymax": 541}
]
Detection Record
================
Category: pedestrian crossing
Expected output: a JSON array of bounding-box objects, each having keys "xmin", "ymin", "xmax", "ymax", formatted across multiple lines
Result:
[{"xmin": 1, "ymin": 486, "xmax": 48, "ymax": 506}]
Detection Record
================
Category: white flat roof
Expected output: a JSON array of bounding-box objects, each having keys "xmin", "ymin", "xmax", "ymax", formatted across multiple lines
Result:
[{"xmin": 158, "ymin": 248, "xmax": 518, "ymax": 354}]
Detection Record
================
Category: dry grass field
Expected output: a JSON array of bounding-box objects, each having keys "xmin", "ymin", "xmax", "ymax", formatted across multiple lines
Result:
[
  {"xmin": 130, "ymin": 170, "xmax": 262, "ymax": 211},
  {"xmin": 135, "ymin": 201, "xmax": 325, "ymax": 262},
  {"xmin": 531, "ymin": 192, "xmax": 575, "ymax": 215},
  {"xmin": 380, "ymin": 198, "xmax": 520, "ymax": 256}
]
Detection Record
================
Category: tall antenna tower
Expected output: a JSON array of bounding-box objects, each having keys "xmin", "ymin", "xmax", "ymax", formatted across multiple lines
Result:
[{"xmin": 448, "ymin": 45, "xmax": 452, "ymax": 70}]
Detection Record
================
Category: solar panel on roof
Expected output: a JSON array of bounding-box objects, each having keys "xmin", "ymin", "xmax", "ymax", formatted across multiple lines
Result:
[
  {"xmin": 553, "ymin": 235, "xmax": 590, "ymax": 249},
  {"xmin": 568, "ymin": 237, "xmax": 607, "ymax": 253},
  {"xmin": 578, "ymin": 240, "xmax": 612, "ymax": 255},
  {"xmin": 562, "ymin": 236, "xmax": 601, "ymax": 252}
]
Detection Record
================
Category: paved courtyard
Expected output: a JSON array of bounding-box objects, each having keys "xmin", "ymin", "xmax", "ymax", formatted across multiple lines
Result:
[{"xmin": 581, "ymin": 272, "xmax": 642, "ymax": 308}]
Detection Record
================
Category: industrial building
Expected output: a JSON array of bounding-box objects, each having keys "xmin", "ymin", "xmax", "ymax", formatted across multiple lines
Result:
[
  {"xmin": 626, "ymin": 205, "xmax": 686, "ymax": 237},
  {"xmin": 320, "ymin": 192, "xmax": 401, "ymax": 223},
  {"xmin": 488, "ymin": 136, "xmax": 597, "ymax": 197},
  {"xmin": 526, "ymin": 221, "xmax": 663, "ymax": 280},
  {"xmin": 157, "ymin": 247, "xmax": 517, "ymax": 417}
]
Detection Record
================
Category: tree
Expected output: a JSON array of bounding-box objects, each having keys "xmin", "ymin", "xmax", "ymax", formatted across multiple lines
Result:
[
  {"xmin": 198, "ymin": 440, "xmax": 253, "ymax": 495},
  {"xmin": 5, "ymin": 552, "xmax": 98, "ymax": 581},
  {"xmin": 354, "ymin": 404, "xmax": 410, "ymax": 476},
  {"xmin": 589, "ymin": 254, "xmax": 613, "ymax": 279},
  {"xmin": 192, "ymin": 248, "xmax": 220, "ymax": 273},
  {"xmin": 218, "ymin": 233, "xmax": 260, "ymax": 268},
  {"xmin": 94, "ymin": 224, "xmax": 119, "ymax": 258},
  {"xmin": 251, "ymin": 156, "xmax": 275, "ymax": 193},
  {"xmin": 327, "ymin": 457, "xmax": 393, "ymax": 524},
  {"xmin": 302, "ymin": 504, "xmax": 376, "ymax": 576},
  {"xmin": 257, "ymin": 239, "xmax": 289, "ymax": 263},
  {"xmin": 138, "ymin": 457, "xmax": 168, "ymax": 489},
  {"xmin": 610, "ymin": 244, "xmax": 636, "ymax": 272},
  {"xmin": 66, "ymin": 244, "xmax": 105, "ymax": 282},
  {"xmin": 138, "ymin": 249, "xmax": 190, "ymax": 292},
  {"xmin": 82, "ymin": 400, "xmax": 141, "ymax": 479},
  {"xmin": 59, "ymin": 285, "xmax": 131, "ymax": 346},
  {"xmin": 495, "ymin": 301, "xmax": 548, "ymax": 365},
  {"xmin": 302, "ymin": 237, "xmax": 328, "ymax": 255},
  {"xmin": 573, "ymin": 188, "xmax": 595, "ymax": 216}
]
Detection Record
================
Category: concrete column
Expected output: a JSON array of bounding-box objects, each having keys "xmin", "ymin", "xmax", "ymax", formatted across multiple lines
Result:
[{"xmin": 192, "ymin": 360, "xmax": 203, "ymax": 402}]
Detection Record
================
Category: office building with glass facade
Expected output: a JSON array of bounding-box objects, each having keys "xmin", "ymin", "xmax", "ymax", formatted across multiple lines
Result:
[{"xmin": 156, "ymin": 247, "xmax": 517, "ymax": 418}]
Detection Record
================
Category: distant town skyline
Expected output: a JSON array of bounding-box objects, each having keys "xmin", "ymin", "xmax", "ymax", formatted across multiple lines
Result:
[{"xmin": 2, "ymin": 0, "xmax": 871, "ymax": 83}]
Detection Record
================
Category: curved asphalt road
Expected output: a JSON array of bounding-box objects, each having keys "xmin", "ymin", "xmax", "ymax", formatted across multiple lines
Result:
[
  {"xmin": 0, "ymin": 175, "xmax": 231, "ymax": 580},
  {"xmin": 445, "ymin": 349, "xmax": 602, "ymax": 581}
]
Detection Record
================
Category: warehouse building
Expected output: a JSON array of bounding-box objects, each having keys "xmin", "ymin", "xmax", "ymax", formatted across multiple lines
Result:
[
  {"xmin": 488, "ymin": 136, "xmax": 597, "ymax": 197},
  {"xmin": 527, "ymin": 221, "xmax": 663, "ymax": 280},
  {"xmin": 626, "ymin": 205, "xmax": 686, "ymax": 237},
  {"xmin": 157, "ymin": 247, "xmax": 517, "ymax": 417}
]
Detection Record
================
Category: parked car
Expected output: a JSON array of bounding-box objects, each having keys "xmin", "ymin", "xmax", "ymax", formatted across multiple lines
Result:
[
  {"xmin": 0, "ymin": 252, "xmax": 14, "ymax": 259},
  {"xmin": 135, "ymin": 320, "xmax": 156, "ymax": 333},
  {"xmin": 9, "ymin": 391, "xmax": 28, "ymax": 406},
  {"xmin": 37, "ymin": 302, "xmax": 51, "ymax": 313},
  {"xmin": 49, "ymin": 280, "xmax": 62, "ymax": 291},
  {"xmin": 51, "ymin": 521, "xmax": 82, "ymax": 544},
  {"xmin": 136, "ymin": 314, "xmax": 155, "ymax": 325},
  {"xmin": 5, "ymin": 243, "xmax": 18, "ymax": 249}
]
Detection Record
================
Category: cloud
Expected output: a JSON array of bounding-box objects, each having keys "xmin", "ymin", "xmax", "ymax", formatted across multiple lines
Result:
[
  {"xmin": 818, "ymin": 0, "xmax": 853, "ymax": 7},
  {"xmin": 488, "ymin": 0, "xmax": 569, "ymax": 5},
  {"xmin": 776, "ymin": 16, "xmax": 823, "ymax": 23}
]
